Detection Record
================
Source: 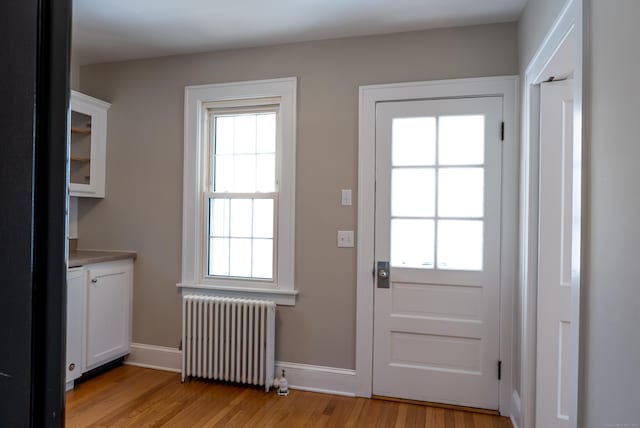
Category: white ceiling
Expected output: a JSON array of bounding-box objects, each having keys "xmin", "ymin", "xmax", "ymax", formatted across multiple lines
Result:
[{"xmin": 72, "ymin": 0, "xmax": 527, "ymax": 65}]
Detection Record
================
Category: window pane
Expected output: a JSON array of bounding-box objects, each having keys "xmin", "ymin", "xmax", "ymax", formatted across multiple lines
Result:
[
  {"xmin": 438, "ymin": 168, "xmax": 484, "ymax": 217},
  {"xmin": 392, "ymin": 117, "xmax": 436, "ymax": 166},
  {"xmin": 253, "ymin": 199, "xmax": 274, "ymax": 238},
  {"xmin": 257, "ymin": 113, "xmax": 276, "ymax": 153},
  {"xmin": 392, "ymin": 168, "xmax": 435, "ymax": 217},
  {"xmin": 252, "ymin": 239, "xmax": 273, "ymax": 279},
  {"xmin": 214, "ymin": 155, "xmax": 233, "ymax": 192},
  {"xmin": 212, "ymin": 112, "xmax": 277, "ymax": 193},
  {"xmin": 256, "ymin": 154, "xmax": 276, "ymax": 192},
  {"xmin": 209, "ymin": 198, "xmax": 230, "ymax": 237},
  {"xmin": 229, "ymin": 238, "xmax": 252, "ymax": 277},
  {"xmin": 209, "ymin": 238, "xmax": 229, "ymax": 276},
  {"xmin": 215, "ymin": 116, "xmax": 235, "ymax": 155},
  {"xmin": 437, "ymin": 220, "xmax": 483, "ymax": 271},
  {"xmin": 391, "ymin": 219, "xmax": 434, "ymax": 268},
  {"xmin": 233, "ymin": 155, "xmax": 257, "ymax": 192},
  {"xmin": 230, "ymin": 199, "xmax": 252, "ymax": 238},
  {"xmin": 234, "ymin": 115, "xmax": 256, "ymax": 154},
  {"xmin": 439, "ymin": 115, "xmax": 484, "ymax": 165}
]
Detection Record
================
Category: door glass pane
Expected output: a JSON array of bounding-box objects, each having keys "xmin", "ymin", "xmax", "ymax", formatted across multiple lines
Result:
[
  {"xmin": 438, "ymin": 168, "xmax": 484, "ymax": 217},
  {"xmin": 439, "ymin": 115, "xmax": 484, "ymax": 165},
  {"xmin": 391, "ymin": 219, "xmax": 435, "ymax": 268},
  {"xmin": 437, "ymin": 220, "xmax": 483, "ymax": 270},
  {"xmin": 392, "ymin": 168, "xmax": 435, "ymax": 217},
  {"xmin": 392, "ymin": 117, "xmax": 436, "ymax": 166}
]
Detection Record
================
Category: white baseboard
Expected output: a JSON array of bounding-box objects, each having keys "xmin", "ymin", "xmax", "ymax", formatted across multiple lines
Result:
[
  {"xmin": 123, "ymin": 342, "xmax": 357, "ymax": 397},
  {"xmin": 125, "ymin": 343, "xmax": 182, "ymax": 373},
  {"xmin": 510, "ymin": 389, "xmax": 522, "ymax": 428},
  {"xmin": 275, "ymin": 361, "xmax": 357, "ymax": 397}
]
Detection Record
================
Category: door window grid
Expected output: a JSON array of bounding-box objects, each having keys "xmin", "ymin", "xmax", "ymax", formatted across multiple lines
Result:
[{"xmin": 390, "ymin": 115, "xmax": 485, "ymax": 271}]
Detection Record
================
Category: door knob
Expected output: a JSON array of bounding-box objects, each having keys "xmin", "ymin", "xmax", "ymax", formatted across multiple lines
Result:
[{"xmin": 377, "ymin": 261, "xmax": 390, "ymax": 288}]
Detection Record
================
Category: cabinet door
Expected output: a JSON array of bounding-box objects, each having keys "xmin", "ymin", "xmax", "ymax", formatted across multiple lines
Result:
[
  {"xmin": 69, "ymin": 91, "xmax": 110, "ymax": 198},
  {"xmin": 85, "ymin": 260, "xmax": 132, "ymax": 370},
  {"xmin": 66, "ymin": 268, "xmax": 84, "ymax": 383}
]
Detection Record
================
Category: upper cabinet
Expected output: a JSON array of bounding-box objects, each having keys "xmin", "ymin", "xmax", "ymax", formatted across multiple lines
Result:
[{"xmin": 70, "ymin": 90, "xmax": 111, "ymax": 198}]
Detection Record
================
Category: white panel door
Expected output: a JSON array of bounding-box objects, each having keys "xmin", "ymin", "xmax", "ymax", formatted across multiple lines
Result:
[
  {"xmin": 536, "ymin": 79, "xmax": 574, "ymax": 428},
  {"xmin": 85, "ymin": 260, "xmax": 132, "ymax": 370},
  {"xmin": 373, "ymin": 97, "xmax": 503, "ymax": 409}
]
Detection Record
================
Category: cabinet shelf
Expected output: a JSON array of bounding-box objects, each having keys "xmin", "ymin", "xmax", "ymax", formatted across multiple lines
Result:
[
  {"xmin": 71, "ymin": 156, "xmax": 91, "ymax": 162},
  {"xmin": 71, "ymin": 126, "xmax": 91, "ymax": 135}
]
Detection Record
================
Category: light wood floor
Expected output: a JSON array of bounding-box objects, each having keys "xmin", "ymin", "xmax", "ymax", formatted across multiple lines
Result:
[{"xmin": 65, "ymin": 365, "xmax": 512, "ymax": 427}]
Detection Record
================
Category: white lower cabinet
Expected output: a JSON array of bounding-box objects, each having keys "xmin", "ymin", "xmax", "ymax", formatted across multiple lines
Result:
[
  {"xmin": 66, "ymin": 259, "xmax": 133, "ymax": 389},
  {"xmin": 85, "ymin": 260, "xmax": 133, "ymax": 370},
  {"xmin": 66, "ymin": 268, "xmax": 85, "ymax": 389}
]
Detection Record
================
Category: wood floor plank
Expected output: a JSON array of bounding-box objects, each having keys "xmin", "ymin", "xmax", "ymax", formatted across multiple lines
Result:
[{"xmin": 65, "ymin": 366, "xmax": 513, "ymax": 428}]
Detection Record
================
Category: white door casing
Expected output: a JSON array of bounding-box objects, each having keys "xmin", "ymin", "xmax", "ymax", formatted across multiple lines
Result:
[
  {"xmin": 520, "ymin": 3, "xmax": 583, "ymax": 426},
  {"xmin": 536, "ymin": 79, "xmax": 574, "ymax": 428},
  {"xmin": 373, "ymin": 97, "xmax": 503, "ymax": 409}
]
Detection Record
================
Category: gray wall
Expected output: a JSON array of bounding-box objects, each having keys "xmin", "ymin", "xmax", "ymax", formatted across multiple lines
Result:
[
  {"xmin": 70, "ymin": 57, "xmax": 80, "ymax": 91},
  {"xmin": 516, "ymin": 0, "xmax": 570, "ymax": 396},
  {"xmin": 518, "ymin": 0, "xmax": 569, "ymax": 71},
  {"xmin": 583, "ymin": 1, "xmax": 640, "ymax": 426},
  {"xmin": 78, "ymin": 23, "xmax": 518, "ymax": 369}
]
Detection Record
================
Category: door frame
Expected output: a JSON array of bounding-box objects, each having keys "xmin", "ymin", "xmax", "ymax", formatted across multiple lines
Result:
[
  {"xmin": 520, "ymin": 1, "xmax": 585, "ymax": 427},
  {"xmin": 356, "ymin": 76, "xmax": 519, "ymax": 416},
  {"xmin": 0, "ymin": 0, "xmax": 70, "ymax": 425}
]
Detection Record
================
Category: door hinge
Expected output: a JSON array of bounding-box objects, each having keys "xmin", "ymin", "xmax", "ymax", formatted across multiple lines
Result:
[
  {"xmin": 500, "ymin": 122, "xmax": 505, "ymax": 141},
  {"xmin": 498, "ymin": 360, "xmax": 502, "ymax": 380}
]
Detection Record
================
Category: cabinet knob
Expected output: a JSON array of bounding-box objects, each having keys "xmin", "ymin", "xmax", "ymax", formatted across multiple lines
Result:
[
  {"xmin": 69, "ymin": 363, "xmax": 75, "ymax": 371},
  {"xmin": 91, "ymin": 278, "xmax": 98, "ymax": 284}
]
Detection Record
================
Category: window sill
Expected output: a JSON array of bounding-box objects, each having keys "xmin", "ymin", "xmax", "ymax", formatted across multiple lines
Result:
[{"xmin": 177, "ymin": 282, "xmax": 298, "ymax": 306}]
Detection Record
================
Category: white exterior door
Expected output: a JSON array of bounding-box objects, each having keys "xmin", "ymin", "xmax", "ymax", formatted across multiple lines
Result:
[
  {"xmin": 536, "ymin": 79, "xmax": 574, "ymax": 428},
  {"xmin": 373, "ymin": 97, "xmax": 503, "ymax": 409}
]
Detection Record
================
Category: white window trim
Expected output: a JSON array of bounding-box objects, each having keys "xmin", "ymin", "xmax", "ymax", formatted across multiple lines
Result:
[{"xmin": 179, "ymin": 77, "xmax": 297, "ymax": 305}]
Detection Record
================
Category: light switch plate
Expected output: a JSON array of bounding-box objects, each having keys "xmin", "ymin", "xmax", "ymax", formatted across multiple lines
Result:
[
  {"xmin": 337, "ymin": 230, "xmax": 354, "ymax": 248},
  {"xmin": 341, "ymin": 189, "xmax": 352, "ymax": 206}
]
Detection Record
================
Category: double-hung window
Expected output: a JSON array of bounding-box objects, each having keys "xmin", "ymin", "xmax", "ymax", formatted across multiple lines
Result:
[{"xmin": 181, "ymin": 78, "xmax": 297, "ymax": 305}]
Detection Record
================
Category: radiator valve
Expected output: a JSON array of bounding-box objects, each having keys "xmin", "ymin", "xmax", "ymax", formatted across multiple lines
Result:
[{"xmin": 277, "ymin": 369, "xmax": 289, "ymax": 396}]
